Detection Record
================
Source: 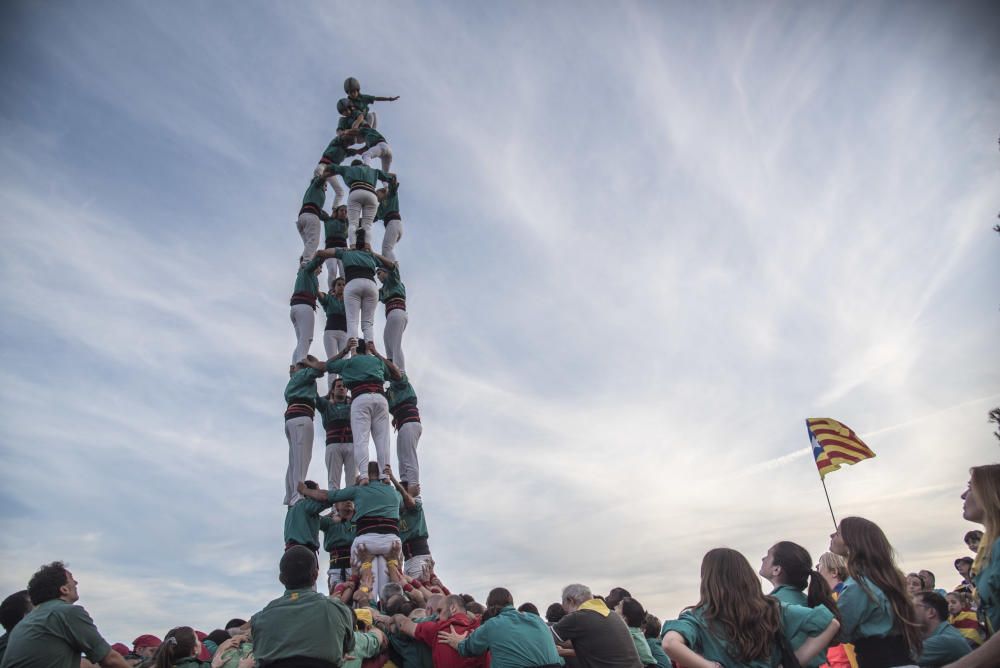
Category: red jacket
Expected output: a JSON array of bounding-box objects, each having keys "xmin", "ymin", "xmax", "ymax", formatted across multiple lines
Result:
[{"xmin": 413, "ymin": 613, "xmax": 485, "ymax": 668}]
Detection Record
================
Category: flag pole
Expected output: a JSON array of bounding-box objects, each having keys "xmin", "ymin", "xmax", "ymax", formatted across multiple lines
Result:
[{"xmin": 820, "ymin": 476, "xmax": 838, "ymax": 530}]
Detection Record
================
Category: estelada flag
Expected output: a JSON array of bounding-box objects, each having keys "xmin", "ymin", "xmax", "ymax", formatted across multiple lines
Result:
[{"xmin": 806, "ymin": 417, "xmax": 876, "ymax": 479}]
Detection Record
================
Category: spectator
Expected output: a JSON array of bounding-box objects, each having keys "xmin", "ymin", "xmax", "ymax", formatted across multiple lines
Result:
[
  {"xmin": 249, "ymin": 546, "xmax": 354, "ymax": 668},
  {"xmin": 604, "ymin": 588, "xmax": 632, "ymax": 611},
  {"xmin": 946, "ymin": 592, "xmax": 984, "ymax": 649},
  {"xmin": 393, "ymin": 594, "xmax": 483, "ymax": 668},
  {"xmin": 519, "ymin": 603, "xmax": 540, "ymax": 616},
  {"xmin": 616, "ymin": 598, "xmax": 656, "ymax": 667},
  {"xmin": 965, "ymin": 530, "xmax": 983, "ymax": 554},
  {"xmin": 552, "ymin": 583, "xmax": 641, "ymax": 668},
  {"xmin": 0, "ymin": 591, "xmax": 32, "ymax": 665},
  {"xmin": 639, "ymin": 615, "xmax": 671, "ymax": 668},
  {"xmin": 152, "ymin": 627, "xmax": 209, "ymax": 668},
  {"xmin": 132, "ymin": 636, "xmax": 161, "ymax": 663},
  {"xmin": 661, "ymin": 548, "xmax": 839, "ymax": 668},
  {"xmin": 815, "ymin": 552, "xmax": 856, "ymax": 668},
  {"xmin": 913, "ymin": 591, "xmax": 970, "ymax": 666},
  {"xmin": 545, "ymin": 604, "xmax": 566, "ymax": 625},
  {"xmin": 1, "ymin": 562, "xmax": 131, "ymax": 668},
  {"xmin": 954, "ymin": 557, "xmax": 975, "ymax": 594},
  {"xmin": 438, "ymin": 587, "xmax": 562, "ymax": 668},
  {"xmin": 208, "ymin": 634, "xmax": 252, "ymax": 668},
  {"xmin": 919, "ymin": 570, "xmax": 948, "ymax": 597},
  {"xmin": 962, "ymin": 464, "xmax": 1000, "ymax": 636},
  {"xmin": 908, "ymin": 573, "xmax": 928, "ymax": 596}
]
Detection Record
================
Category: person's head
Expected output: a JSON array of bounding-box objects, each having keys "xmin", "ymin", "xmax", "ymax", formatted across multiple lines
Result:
[
  {"xmin": 518, "ymin": 602, "xmax": 539, "ymax": 616},
  {"xmin": 618, "ymin": 597, "xmax": 646, "ymax": 628},
  {"xmin": 344, "ymin": 77, "xmax": 361, "ymax": 96},
  {"xmin": 381, "ymin": 582, "xmax": 405, "ymax": 602},
  {"xmin": 0, "ymin": 590, "xmax": 32, "ymax": 632},
  {"xmin": 154, "ymin": 627, "xmax": 199, "ymax": 668},
  {"xmin": 443, "ymin": 594, "xmax": 466, "ymax": 618},
  {"xmin": 335, "ymin": 205, "xmax": 347, "ymax": 220},
  {"xmin": 424, "ymin": 594, "xmax": 445, "ymax": 618},
  {"xmin": 760, "ymin": 541, "xmax": 811, "ymax": 589},
  {"xmin": 376, "ymin": 268, "xmax": 388, "ymax": 283},
  {"xmin": 913, "ymin": 591, "xmax": 949, "ymax": 632},
  {"xmin": 560, "ymin": 584, "xmax": 593, "ymax": 613},
  {"xmin": 833, "ymin": 517, "xmax": 923, "ymax": 655},
  {"xmin": 350, "ymin": 159, "xmax": 364, "ymax": 167},
  {"xmin": 336, "ymin": 98, "xmax": 351, "ymax": 117},
  {"xmin": 604, "ymin": 587, "xmax": 631, "ymax": 610},
  {"xmin": 483, "ymin": 587, "xmax": 514, "ymax": 621},
  {"xmin": 376, "ymin": 187, "xmax": 387, "ymax": 202},
  {"xmin": 954, "ymin": 556, "xmax": 973, "ymax": 579},
  {"xmin": 205, "ymin": 630, "xmax": 230, "ymax": 648},
  {"xmin": 694, "ymin": 548, "xmax": 783, "ymax": 663},
  {"xmin": 906, "ymin": 573, "xmax": 926, "ymax": 595},
  {"xmin": 946, "ymin": 592, "xmax": 967, "ymax": 617},
  {"xmin": 366, "ymin": 461, "xmax": 379, "ymax": 481},
  {"xmin": 817, "ymin": 551, "xmax": 848, "ymax": 590},
  {"xmin": 132, "ymin": 635, "xmax": 162, "ymax": 659},
  {"xmin": 331, "ymin": 377, "xmax": 347, "ymax": 401},
  {"xmin": 354, "ymin": 229, "xmax": 367, "ymax": 250},
  {"xmin": 334, "ymin": 500, "xmax": 354, "ymax": 521},
  {"xmin": 918, "ymin": 570, "xmax": 936, "ymax": 589},
  {"xmin": 965, "ymin": 466, "xmax": 1000, "ymax": 570},
  {"xmin": 401, "ymin": 480, "xmax": 422, "ymax": 499},
  {"xmin": 965, "ymin": 530, "xmax": 984, "ymax": 553},
  {"xmin": 27, "ymin": 562, "xmax": 77, "ymax": 605},
  {"xmin": 642, "ymin": 613, "xmax": 662, "ymax": 639},
  {"xmin": 545, "ymin": 602, "xmax": 566, "ymax": 624},
  {"xmin": 278, "ymin": 545, "xmax": 319, "ymax": 590},
  {"xmin": 333, "ymin": 277, "xmax": 345, "ymax": 299},
  {"xmin": 354, "ymin": 339, "xmax": 368, "ymax": 356},
  {"xmin": 224, "ymin": 619, "xmax": 246, "ymax": 633},
  {"xmin": 383, "ymin": 594, "xmax": 415, "ymax": 616}
]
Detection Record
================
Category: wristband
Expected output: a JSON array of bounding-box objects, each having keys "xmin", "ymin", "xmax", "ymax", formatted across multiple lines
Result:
[
  {"xmin": 387, "ymin": 559, "xmax": 399, "ymax": 568},
  {"xmin": 403, "ymin": 584, "xmax": 413, "ymax": 592},
  {"xmin": 360, "ymin": 562, "xmax": 373, "ymax": 570}
]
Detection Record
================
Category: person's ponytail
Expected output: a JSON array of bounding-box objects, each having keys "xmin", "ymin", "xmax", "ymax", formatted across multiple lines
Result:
[
  {"xmin": 156, "ymin": 627, "xmax": 198, "ymax": 668},
  {"xmin": 806, "ymin": 569, "xmax": 841, "ymax": 622}
]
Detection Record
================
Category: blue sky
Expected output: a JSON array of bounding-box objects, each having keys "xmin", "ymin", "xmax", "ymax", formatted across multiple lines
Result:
[{"xmin": 1, "ymin": 0, "xmax": 999, "ymax": 643}]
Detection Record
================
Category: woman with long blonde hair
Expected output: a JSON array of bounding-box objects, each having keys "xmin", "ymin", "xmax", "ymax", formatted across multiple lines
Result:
[
  {"xmin": 829, "ymin": 516, "xmax": 922, "ymax": 667},
  {"xmin": 661, "ymin": 548, "xmax": 839, "ymax": 668},
  {"xmin": 963, "ymin": 464, "xmax": 1000, "ymax": 635}
]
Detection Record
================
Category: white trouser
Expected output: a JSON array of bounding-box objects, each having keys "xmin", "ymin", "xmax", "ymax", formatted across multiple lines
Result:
[
  {"xmin": 325, "ymin": 441, "xmax": 356, "ymax": 491},
  {"xmin": 347, "ymin": 189, "xmax": 379, "ymax": 246},
  {"xmin": 381, "ymin": 219, "xmax": 403, "ymax": 262},
  {"xmin": 284, "ymin": 416, "xmax": 314, "ymax": 505},
  {"xmin": 404, "ymin": 554, "xmax": 432, "ymax": 580},
  {"xmin": 290, "ymin": 304, "xmax": 315, "ymax": 364},
  {"xmin": 351, "ymin": 393, "xmax": 391, "ymax": 479},
  {"xmin": 323, "ymin": 329, "xmax": 349, "ymax": 390},
  {"xmin": 351, "ymin": 532, "xmax": 400, "ymax": 601},
  {"xmin": 366, "ymin": 110, "xmax": 378, "ymax": 129},
  {"xmin": 327, "ymin": 566, "xmax": 350, "ymax": 594},
  {"xmin": 361, "ymin": 142, "xmax": 392, "ymax": 174},
  {"xmin": 396, "ymin": 421, "xmax": 422, "ymax": 485},
  {"xmin": 324, "ymin": 257, "xmax": 344, "ymax": 289},
  {"xmin": 344, "ymin": 279, "xmax": 378, "ymax": 342},
  {"xmin": 314, "ymin": 164, "xmax": 347, "ymax": 208},
  {"xmin": 296, "ymin": 213, "xmax": 322, "ymax": 263},
  {"xmin": 383, "ymin": 308, "xmax": 408, "ymax": 372}
]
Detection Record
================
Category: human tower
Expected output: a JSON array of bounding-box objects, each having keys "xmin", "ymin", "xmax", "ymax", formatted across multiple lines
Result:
[{"xmin": 280, "ymin": 77, "xmax": 432, "ymax": 599}]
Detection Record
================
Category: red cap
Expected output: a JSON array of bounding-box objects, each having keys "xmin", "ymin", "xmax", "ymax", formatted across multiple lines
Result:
[
  {"xmin": 194, "ymin": 632, "xmax": 211, "ymax": 661},
  {"xmin": 133, "ymin": 635, "xmax": 162, "ymax": 649},
  {"xmin": 112, "ymin": 643, "xmax": 130, "ymax": 656}
]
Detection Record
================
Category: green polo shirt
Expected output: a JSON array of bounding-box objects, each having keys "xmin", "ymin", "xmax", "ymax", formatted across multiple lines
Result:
[
  {"xmin": 349, "ymin": 93, "xmax": 377, "ymax": 114},
  {"xmin": 301, "ymin": 176, "xmax": 326, "ymax": 211},
  {"xmin": 388, "ymin": 632, "xmax": 432, "ymax": 668},
  {"xmin": 918, "ymin": 621, "xmax": 970, "ymax": 667},
  {"xmin": 974, "ymin": 538, "xmax": 1000, "ymax": 633},
  {"xmin": 399, "ymin": 500, "xmax": 428, "ymax": 542},
  {"xmin": 317, "ymin": 294, "xmax": 346, "ymax": 324},
  {"xmin": 291, "ymin": 256, "xmax": 323, "ymax": 302},
  {"xmin": 628, "ymin": 627, "xmax": 656, "ymax": 666},
  {"xmin": 837, "ymin": 576, "xmax": 898, "ymax": 642},
  {"xmin": 769, "ymin": 585, "xmax": 807, "ymax": 606},
  {"xmin": 250, "ymin": 589, "xmax": 353, "ymax": 665},
  {"xmin": 316, "ymin": 396, "xmax": 351, "ymax": 430},
  {"xmin": 337, "ymin": 116, "xmax": 354, "ymax": 132},
  {"xmin": 340, "ymin": 631, "xmax": 381, "ymax": 668},
  {"xmin": 387, "ymin": 374, "xmax": 417, "ymax": 410},
  {"xmin": 324, "ymin": 217, "xmax": 349, "ymax": 243},
  {"xmin": 645, "ymin": 637, "xmax": 672, "ymax": 668},
  {"xmin": 327, "ymin": 164, "xmax": 391, "ymax": 189},
  {"xmin": 325, "ymin": 354, "xmax": 392, "ymax": 386},
  {"xmin": 283, "ymin": 498, "xmax": 332, "ymax": 548},
  {"xmin": 328, "ymin": 481, "xmax": 402, "ymax": 521},
  {"xmin": 0, "ymin": 599, "xmax": 111, "ymax": 668},
  {"xmin": 661, "ymin": 603, "xmax": 831, "ymax": 668},
  {"xmin": 378, "ymin": 265, "xmax": 406, "ymax": 303},
  {"xmin": 319, "ymin": 516, "xmax": 356, "ymax": 552},
  {"xmin": 375, "ymin": 182, "xmax": 400, "ymax": 222},
  {"xmin": 321, "ymin": 137, "xmax": 351, "ymax": 166},
  {"xmin": 334, "ymin": 248, "xmax": 385, "ymax": 273},
  {"xmin": 358, "ymin": 126, "xmax": 387, "ymax": 148},
  {"xmin": 457, "ymin": 606, "xmax": 563, "ymax": 668},
  {"xmin": 284, "ymin": 368, "xmax": 322, "ymax": 405}
]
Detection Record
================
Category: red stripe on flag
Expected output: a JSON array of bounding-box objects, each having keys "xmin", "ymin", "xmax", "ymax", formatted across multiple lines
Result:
[{"xmin": 815, "ymin": 438, "xmax": 874, "ymax": 458}]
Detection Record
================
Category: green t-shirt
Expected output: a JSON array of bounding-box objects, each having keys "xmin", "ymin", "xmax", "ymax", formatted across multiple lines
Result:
[
  {"xmin": 316, "ymin": 396, "xmax": 351, "ymax": 429},
  {"xmin": 457, "ymin": 606, "xmax": 563, "ymax": 668},
  {"xmin": 283, "ymin": 498, "xmax": 332, "ymax": 548},
  {"xmin": 0, "ymin": 599, "xmax": 112, "ymax": 668},
  {"xmin": 334, "ymin": 249, "xmax": 384, "ymax": 273},
  {"xmin": 321, "ymin": 137, "xmax": 351, "ymax": 166},
  {"xmin": 399, "ymin": 500, "xmax": 428, "ymax": 542},
  {"xmin": 629, "ymin": 627, "xmax": 656, "ymax": 666},
  {"xmin": 301, "ymin": 176, "xmax": 326, "ymax": 211},
  {"xmin": 378, "ymin": 265, "xmax": 406, "ymax": 303},
  {"xmin": 317, "ymin": 293, "xmax": 346, "ymax": 321},
  {"xmin": 291, "ymin": 256, "xmax": 324, "ymax": 301},
  {"xmin": 324, "ymin": 217, "xmax": 349, "ymax": 243},
  {"xmin": 358, "ymin": 126, "xmax": 387, "ymax": 148},
  {"xmin": 645, "ymin": 637, "xmax": 672, "ymax": 668},
  {"xmin": 918, "ymin": 621, "xmax": 971, "ymax": 667},
  {"xmin": 375, "ymin": 182, "xmax": 400, "ymax": 222},
  {"xmin": 387, "ymin": 374, "xmax": 417, "ymax": 409},
  {"xmin": 388, "ymin": 632, "xmax": 432, "ymax": 668},
  {"xmin": 328, "ymin": 481, "xmax": 402, "ymax": 521},
  {"xmin": 837, "ymin": 576, "xmax": 898, "ymax": 642},
  {"xmin": 319, "ymin": 516, "xmax": 356, "ymax": 552},
  {"xmin": 325, "ymin": 355, "xmax": 392, "ymax": 386},
  {"xmin": 769, "ymin": 585, "xmax": 807, "ymax": 606},
  {"xmin": 250, "ymin": 590, "xmax": 354, "ymax": 665},
  {"xmin": 328, "ymin": 164, "xmax": 391, "ymax": 189},
  {"xmin": 974, "ymin": 538, "xmax": 1000, "ymax": 634},
  {"xmin": 340, "ymin": 631, "xmax": 382, "ymax": 668},
  {"xmin": 284, "ymin": 368, "xmax": 322, "ymax": 405},
  {"xmin": 349, "ymin": 93, "xmax": 377, "ymax": 114}
]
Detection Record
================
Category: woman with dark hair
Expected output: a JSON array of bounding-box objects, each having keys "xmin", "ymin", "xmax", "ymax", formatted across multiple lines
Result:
[
  {"xmin": 153, "ymin": 627, "xmax": 209, "ymax": 668},
  {"xmin": 829, "ymin": 516, "xmax": 923, "ymax": 667},
  {"xmin": 438, "ymin": 587, "xmax": 562, "ymax": 667},
  {"xmin": 661, "ymin": 548, "xmax": 839, "ymax": 668},
  {"xmin": 760, "ymin": 541, "xmax": 841, "ymax": 668},
  {"xmin": 964, "ymin": 464, "xmax": 1000, "ymax": 635}
]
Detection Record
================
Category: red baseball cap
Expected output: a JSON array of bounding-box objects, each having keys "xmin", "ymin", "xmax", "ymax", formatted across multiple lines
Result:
[
  {"xmin": 112, "ymin": 643, "xmax": 130, "ymax": 656},
  {"xmin": 133, "ymin": 635, "xmax": 162, "ymax": 649}
]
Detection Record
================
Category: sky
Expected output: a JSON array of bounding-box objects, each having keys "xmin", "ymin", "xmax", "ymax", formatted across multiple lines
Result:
[{"xmin": 1, "ymin": 0, "xmax": 999, "ymax": 644}]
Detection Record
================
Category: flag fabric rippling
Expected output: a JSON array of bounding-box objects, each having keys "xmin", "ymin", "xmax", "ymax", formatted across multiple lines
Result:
[{"xmin": 806, "ymin": 417, "xmax": 875, "ymax": 479}]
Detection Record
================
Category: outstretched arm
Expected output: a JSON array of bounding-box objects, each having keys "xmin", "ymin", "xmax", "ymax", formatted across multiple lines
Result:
[
  {"xmin": 373, "ymin": 95, "xmax": 400, "ymax": 102},
  {"xmin": 386, "ymin": 467, "xmax": 417, "ymax": 509},
  {"xmin": 367, "ymin": 342, "xmax": 403, "ymax": 380}
]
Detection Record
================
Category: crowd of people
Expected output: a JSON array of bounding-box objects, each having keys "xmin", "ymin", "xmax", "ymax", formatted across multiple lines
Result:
[{"xmin": 1, "ymin": 78, "xmax": 998, "ymax": 668}]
